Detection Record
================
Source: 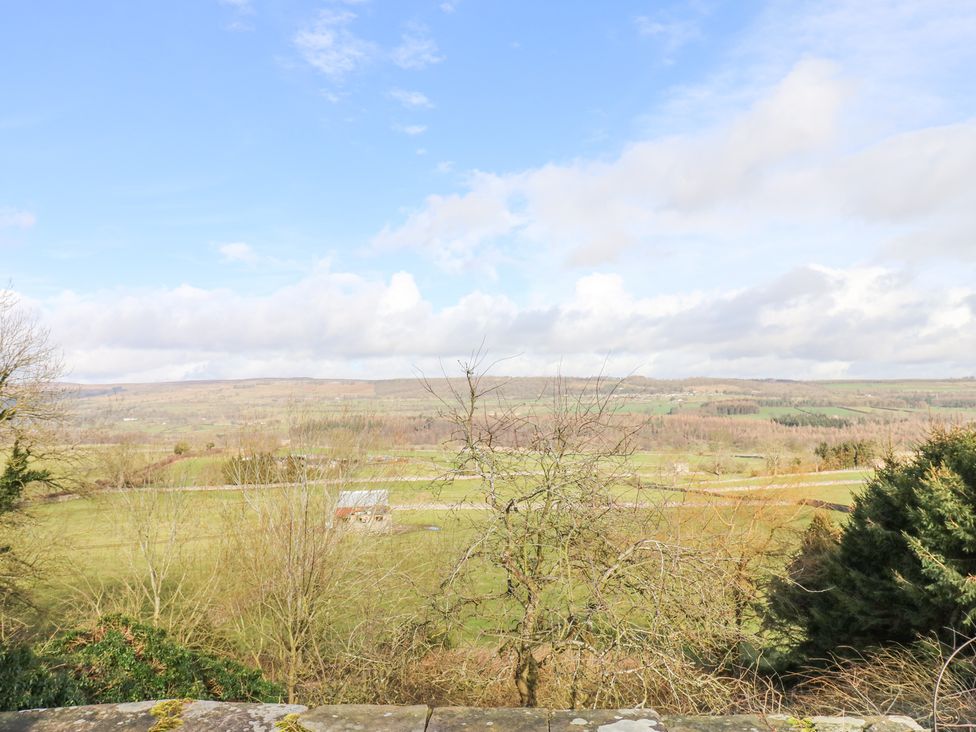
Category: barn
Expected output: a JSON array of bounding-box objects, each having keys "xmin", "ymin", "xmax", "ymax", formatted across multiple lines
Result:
[{"xmin": 334, "ymin": 489, "xmax": 392, "ymax": 531}]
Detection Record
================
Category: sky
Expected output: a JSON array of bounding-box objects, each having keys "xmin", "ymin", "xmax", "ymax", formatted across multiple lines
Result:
[{"xmin": 2, "ymin": 0, "xmax": 975, "ymax": 383}]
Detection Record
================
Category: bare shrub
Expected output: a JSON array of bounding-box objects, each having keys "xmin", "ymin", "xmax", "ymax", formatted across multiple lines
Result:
[
  {"xmin": 59, "ymin": 484, "xmax": 218, "ymax": 648},
  {"xmin": 789, "ymin": 637, "xmax": 976, "ymax": 726},
  {"xmin": 94, "ymin": 437, "xmax": 152, "ymax": 489},
  {"xmin": 0, "ymin": 291, "xmax": 66, "ymax": 636},
  {"xmin": 425, "ymin": 356, "xmax": 791, "ymax": 710},
  {"xmin": 216, "ymin": 417, "xmax": 409, "ymax": 704},
  {"xmin": 0, "ymin": 291, "xmax": 65, "ymax": 450}
]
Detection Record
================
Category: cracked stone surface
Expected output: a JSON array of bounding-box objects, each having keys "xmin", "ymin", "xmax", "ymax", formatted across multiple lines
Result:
[{"xmin": 0, "ymin": 703, "xmax": 930, "ymax": 731}]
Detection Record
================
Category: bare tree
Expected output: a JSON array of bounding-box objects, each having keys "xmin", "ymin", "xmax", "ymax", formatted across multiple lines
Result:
[
  {"xmin": 61, "ymin": 482, "xmax": 219, "ymax": 647},
  {"xmin": 218, "ymin": 417, "xmax": 390, "ymax": 703},
  {"xmin": 0, "ymin": 291, "xmax": 65, "ymax": 630},
  {"xmin": 0, "ymin": 291, "xmax": 64, "ymax": 445},
  {"xmin": 123, "ymin": 481, "xmax": 215, "ymax": 637},
  {"xmin": 429, "ymin": 358, "xmax": 651, "ymax": 706},
  {"xmin": 96, "ymin": 436, "xmax": 151, "ymax": 489},
  {"xmin": 426, "ymin": 356, "xmax": 790, "ymax": 710}
]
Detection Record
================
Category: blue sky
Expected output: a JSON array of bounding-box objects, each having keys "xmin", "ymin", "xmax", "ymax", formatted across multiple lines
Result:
[{"xmin": 2, "ymin": 1, "xmax": 975, "ymax": 382}]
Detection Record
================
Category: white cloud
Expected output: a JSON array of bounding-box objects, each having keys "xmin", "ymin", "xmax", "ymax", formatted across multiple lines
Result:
[
  {"xmin": 391, "ymin": 24, "xmax": 444, "ymax": 70},
  {"xmin": 0, "ymin": 207, "xmax": 36, "ymax": 229},
  {"xmin": 375, "ymin": 58, "xmax": 848, "ymax": 267},
  {"xmin": 373, "ymin": 171, "xmax": 521, "ymax": 273},
  {"xmin": 294, "ymin": 9, "xmax": 376, "ymax": 80},
  {"xmin": 389, "ymin": 88, "xmax": 433, "ymax": 108},
  {"xmin": 25, "ymin": 262, "xmax": 976, "ymax": 382},
  {"xmin": 372, "ymin": 45, "xmax": 976, "ymax": 274},
  {"xmin": 19, "ymin": 0, "xmax": 976, "ymax": 383},
  {"xmin": 218, "ymin": 242, "xmax": 259, "ymax": 264},
  {"xmin": 831, "ymin": 120, "xmax": 976, "ymax": 222}
]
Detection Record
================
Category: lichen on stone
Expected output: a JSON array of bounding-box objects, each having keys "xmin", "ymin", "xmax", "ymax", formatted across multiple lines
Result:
[
  {"xmin": 274, "ymin": 712, "xmax": 313, "ymax": 731},
  {"xmin": 148, "ymin": 698, "xmax": 193, "ymax": 731}
]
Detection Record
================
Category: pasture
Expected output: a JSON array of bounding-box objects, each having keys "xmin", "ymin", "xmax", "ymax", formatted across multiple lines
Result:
[
  {"xmin": 8, "ymin": 374, "xmax": 974, "ymax": 713},
  {"xmin": 34, "ymin": 373, "xmax": 976, "ymax": 611}
]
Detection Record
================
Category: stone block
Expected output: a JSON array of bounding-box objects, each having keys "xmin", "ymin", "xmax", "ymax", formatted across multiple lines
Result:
[
  {"xmin": 863, "ymin": 717, "xmax": 926, "ymax": 732},
  {"xmin": 180, "ymin": 700, "xmax": 308, "ymax": 730},
  {"xmin": 550, "ymin": 707, "xmax": 665, "ymax": 732},
  {"xmin": 298, "ymin": 703, "xmax": 429, "ymax": 731},
  {"xmin": 427, "ymin": 706, "xmax": 549, "ymax": 731},
  {"xmin": 663, "ymin": 714, "xmax": 789, "ymax": 732},
  {"xmin": 0, "ymin": 701, "xmax": 158, "ymax": 731},
  {"xmin": 662, "ymin": 715, "xmax": 927, "ymax": 732}
]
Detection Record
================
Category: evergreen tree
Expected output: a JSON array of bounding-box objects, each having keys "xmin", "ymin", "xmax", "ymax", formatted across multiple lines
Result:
[
  {"xmin": 766, "ymin": 513, "xmax": 841, "ymax": 649},
  {"xmin": 768, "ymin": 427, "xmax": 976, "ymax": 659},
  {"xmin": 1, "ymin": 440, "xmax": 52, "ymax": 604},
  {"xmin": 0, "ymin": 440, "xmax": 50, "ymax": 515}
]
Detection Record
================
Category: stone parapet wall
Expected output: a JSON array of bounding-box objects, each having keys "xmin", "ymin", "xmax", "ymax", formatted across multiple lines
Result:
[{"xmin": 0, "ymin": 701, "xmax": 927, "ymax": 731}]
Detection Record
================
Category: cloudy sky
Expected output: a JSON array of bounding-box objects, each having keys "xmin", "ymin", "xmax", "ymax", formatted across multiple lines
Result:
[{"xmin": 2, "ymin": 1, "xmax": 975, "ymax": 382}]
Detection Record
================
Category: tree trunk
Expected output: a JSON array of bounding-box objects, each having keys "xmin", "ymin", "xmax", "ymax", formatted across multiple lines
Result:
[{"xmin": 514, "ymin": 650, "xmax": 539, "ymax": 707}]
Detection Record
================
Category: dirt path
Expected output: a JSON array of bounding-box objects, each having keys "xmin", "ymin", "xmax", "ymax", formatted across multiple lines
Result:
[
  {"xmin": 35, "ymin": 472, "xmax": 863, "ymax": 515},
  {"xmin": 67, "ymin": 497, "xmax": 816, "ymax": 551},
  {"xmin": 689, "ymin": 479, "xmax": 865, "ymax": 493},
  {"xmin": 401, "ymin": 498, "xmax": 803, "ymax": 511}
]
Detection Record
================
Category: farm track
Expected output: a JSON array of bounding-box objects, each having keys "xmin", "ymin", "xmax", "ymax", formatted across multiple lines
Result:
[
  {"xmin": 659, "ymin": 467, "xmax": 869, "ymax": 485},
  {"xmin": 44, "ymin": 475, "xmax": 861, "ymax": 552},
  {"xmin": 61, "ymin": 498, "xmax": 814, "ymax": 552},
  {"xmin": 689, "ymin": 479, "xmax": 865, "ymax": 494},
  {"xmin": 397, "ymin": 498, "xmax": 805, "ymax": 510},
  {"xmin": 34, "ymin": 470, "xmax": 867, "ymax": 506},
  {"xmin": 104, "ymin": 465, "xmax": 871, "ymax": 494}
]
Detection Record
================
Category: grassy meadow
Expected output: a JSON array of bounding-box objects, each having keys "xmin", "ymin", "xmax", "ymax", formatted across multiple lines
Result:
[
  {"xmin": 33, "ymin": 375, "xmax": 976, "ymax": 606},
  {"xmin": 8, "ymin": 375, "xmax": 976, "ymax": 712}
]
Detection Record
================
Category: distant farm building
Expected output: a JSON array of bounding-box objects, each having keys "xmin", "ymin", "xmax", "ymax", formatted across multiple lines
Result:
[{"xmin": 335, "ymin": 489, "xmax": 391, "ymax": 531}]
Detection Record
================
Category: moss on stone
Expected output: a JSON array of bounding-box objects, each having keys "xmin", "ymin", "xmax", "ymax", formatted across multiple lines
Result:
[{"xmin": 149, "ymin": 697, "xmax": 193, "ymax": 731}]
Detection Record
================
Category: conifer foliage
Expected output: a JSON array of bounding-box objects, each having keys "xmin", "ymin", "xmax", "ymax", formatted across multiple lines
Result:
[{"xmin": 769, "ymin": 427, "xmax": 976, "ymax": 659}]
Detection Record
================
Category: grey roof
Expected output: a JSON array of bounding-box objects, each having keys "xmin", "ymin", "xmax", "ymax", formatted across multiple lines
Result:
[{"xmin": 336, "ymin": 489, "xmax": 390, "ymax": 508}]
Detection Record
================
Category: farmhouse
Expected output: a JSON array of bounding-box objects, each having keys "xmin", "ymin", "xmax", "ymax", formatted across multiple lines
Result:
[{"xmin": 335, "ymin": 489, "xmax": 392, "ymax": 531}]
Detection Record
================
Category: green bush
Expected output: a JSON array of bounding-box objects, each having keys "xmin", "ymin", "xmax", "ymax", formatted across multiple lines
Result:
[
  {"xmin": 772, "ymin": 413, "xmax": 851, "ymax": 428},
  {"xmin": 0, "ymin": 643, "xmax": 84, "ymax": 712},
  {"xmin": 703, "ymin": 400, "xmax": 759, "ymax": 415},
  {"xmin": 768, "ymin": 427, "xmax": 976, "ymax": 660},
  {"xmin": 0, "ymin": 440, "xmax": 50, "ymax": 515},
  {"xmin": 39, "ymin": 615, "xmax": 282, "ymax": 705},
  {"xmin": 814, "ymin": 439, "xmax": 875, "ymax": 469}
]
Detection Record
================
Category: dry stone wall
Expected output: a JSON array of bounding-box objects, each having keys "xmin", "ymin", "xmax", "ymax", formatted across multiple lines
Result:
[{"xmin": 0, "ymin": 702, "xmax": 927, "ymax": 732}]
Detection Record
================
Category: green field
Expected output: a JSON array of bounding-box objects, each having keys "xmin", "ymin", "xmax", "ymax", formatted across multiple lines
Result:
[
  {"xmin": 43, "ymin": 372, "xmax": 976, "ymax": 598},
  {"xmin": 27, "ymin": 459, "xmax": 846, "ymax": 621},
  {"xmin": 12, "ymin": 374, "xmax": 976, "ymax": 714},
  {"xmin": 23, "ymin": 377, "xmax": 976, "ymax": 632}
]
